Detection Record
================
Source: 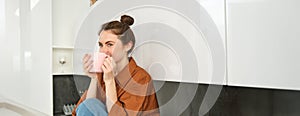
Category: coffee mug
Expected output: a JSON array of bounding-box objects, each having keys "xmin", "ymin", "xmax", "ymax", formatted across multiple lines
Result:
[{"xmin": 89, "ymin": 52, "xmax": 107, "ymax": 72}]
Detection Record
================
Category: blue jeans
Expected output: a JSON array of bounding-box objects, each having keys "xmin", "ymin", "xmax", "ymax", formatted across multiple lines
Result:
[{"xmin": 76, "ymin": 98, "xmax": 108, "ymax": 116}]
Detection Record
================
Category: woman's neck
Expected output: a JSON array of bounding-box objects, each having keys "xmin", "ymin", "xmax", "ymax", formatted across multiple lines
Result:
[{"xmin": 115, "ymin": 56, "xmax": 129, "ymax": 74}]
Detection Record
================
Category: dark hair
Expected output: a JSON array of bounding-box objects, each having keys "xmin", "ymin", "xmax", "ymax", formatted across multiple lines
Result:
[{"xmin": 98, "ymin": 15, "xmax": 135, "ymax": 54}]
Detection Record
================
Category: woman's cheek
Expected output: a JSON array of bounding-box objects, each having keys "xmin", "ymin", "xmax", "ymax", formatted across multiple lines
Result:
[{"xmin": 106, "ymin": 51, "xmax": 112, "ymax": 57}]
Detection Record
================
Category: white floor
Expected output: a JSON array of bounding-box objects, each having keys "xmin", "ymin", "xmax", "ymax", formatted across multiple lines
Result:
[
  {"xmin": 0, "ymin": 98, "xmax": 48, "ymax": 116},
  {"xmin": 0, "ymin": 108, "xmax": 22, "ymax": 116}
]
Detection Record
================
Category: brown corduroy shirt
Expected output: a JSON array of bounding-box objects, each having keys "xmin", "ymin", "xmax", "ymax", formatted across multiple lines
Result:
[{"xmin": 72, "ymin": 58, "xmax": 160, "ymax": 116}]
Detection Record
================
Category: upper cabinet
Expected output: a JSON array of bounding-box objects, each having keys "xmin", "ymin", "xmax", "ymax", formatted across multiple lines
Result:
[
  {"xmin": 73, "ymin": 0, "xmax": 226, "ymax": 84},
  {"xmin": 227, "ymin": 0, "xmax": 300, "ymax": 90}
]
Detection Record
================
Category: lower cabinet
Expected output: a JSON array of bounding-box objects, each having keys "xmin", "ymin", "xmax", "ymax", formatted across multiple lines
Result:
[{"xmin": 53, "ymin": 75, "xmax": 90, "ymax": 116}]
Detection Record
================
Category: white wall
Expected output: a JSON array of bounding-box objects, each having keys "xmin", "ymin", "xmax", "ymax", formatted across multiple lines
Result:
[
  {"xmin": 0, "ymin": 0, "xmax": 52, "ymax": 115},
  {"xmin": 227, "ymin": 0, "xmax": 300, "ymax": 90},
  {"xmin": 52, "ymin": 0, "xmax": 90, "ymax": 74},
  {"xmin": 52, "ymin": 0, "xmax": 90, "ymax": 47}
]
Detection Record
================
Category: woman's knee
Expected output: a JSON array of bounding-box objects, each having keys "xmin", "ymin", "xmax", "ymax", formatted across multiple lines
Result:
[{"xmin": 76, "ymin": 98, "xmax": 108, "ymax": 116}]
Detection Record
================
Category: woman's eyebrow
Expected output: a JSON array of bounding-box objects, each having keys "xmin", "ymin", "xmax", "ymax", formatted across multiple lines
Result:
[
  {"xmin": 105, "ymin": 41, "xmax": 115, "ymax": 44},
  {"xmin": 98, "ymin": 42, "xmax": 103, "ymax": 46}
]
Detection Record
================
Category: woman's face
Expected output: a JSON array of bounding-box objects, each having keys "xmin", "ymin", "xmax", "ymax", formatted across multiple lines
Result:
[{"xmin": 98, "ymin": 30, "xmax": 129, "ymax": 63}]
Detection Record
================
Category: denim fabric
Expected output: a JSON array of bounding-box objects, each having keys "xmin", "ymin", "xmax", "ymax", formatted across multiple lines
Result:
[{"xmin": 76, "ymin": 98, "xmax": 108, "ymax": 116}]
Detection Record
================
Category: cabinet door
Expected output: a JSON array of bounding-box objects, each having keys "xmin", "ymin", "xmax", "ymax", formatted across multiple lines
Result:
[
  {"xmin": 227, "ymin": 0, "xmax": 300, "ymax": 90},
  {"xmin": 0, "ymin": 0, "xmax": 52, "ymax": 115},
  {"xmin": 74, "ymin": 0, "xmax": 226, "ymax": 84}
]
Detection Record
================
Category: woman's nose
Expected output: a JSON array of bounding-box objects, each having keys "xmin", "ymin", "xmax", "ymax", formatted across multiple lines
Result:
[
  {"xmin": 99, "ymin": 47, "xmax": 105, "ymax": 53},
  {"xmin": 99, "ymin": 46, "xmax": 108, "ymax": 54}
]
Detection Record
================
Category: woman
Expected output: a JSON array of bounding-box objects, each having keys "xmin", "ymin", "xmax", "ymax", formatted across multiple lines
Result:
[{"xmin": 72, "ymin": 15, "xmax": 160, "ymax": 116}]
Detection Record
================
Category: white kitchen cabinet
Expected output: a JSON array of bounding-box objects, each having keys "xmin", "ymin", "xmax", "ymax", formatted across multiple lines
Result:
[
  {"xmin": 227, "ymin": 0, "xmax": 300, "ymax": 90},
  {"xmin": 74, "ymin": 0, "xmax": 226, "ymax": 84},
  {"xmin": 0, "ymin": 0, "xmax": 52, "ymax": 115}
]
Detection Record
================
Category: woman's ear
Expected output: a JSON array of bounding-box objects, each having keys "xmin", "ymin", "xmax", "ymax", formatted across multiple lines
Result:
[{"xmin": 125, "ymin": 41, "xmax": 133, "ymax": 52}]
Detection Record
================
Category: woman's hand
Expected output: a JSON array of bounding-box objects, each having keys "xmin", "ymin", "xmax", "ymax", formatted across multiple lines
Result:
[
  {"xmin": 82, "ymin": 54, "xmax": 97, "ymax": 79},
  {"xmin": 101, "ymin": 56, "xmax": 118, "ymax": 110},
  {"xmin": 102, "ymin": 56, "xmax": 117, "ymax": 82}
]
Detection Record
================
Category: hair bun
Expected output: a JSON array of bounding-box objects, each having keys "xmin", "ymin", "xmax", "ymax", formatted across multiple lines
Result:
[{"xmin": 120, "ymin": 15, "xmax": 134, "ymax": 26}]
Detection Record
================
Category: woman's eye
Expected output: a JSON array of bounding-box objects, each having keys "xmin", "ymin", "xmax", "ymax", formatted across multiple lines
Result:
[
  {"xmin": 107, "ymin": 43, "xmax": 113, "ymax": 47},
  {"xmin": 98, "ymin": 42, "xmax": 103, "ymax": 47}
]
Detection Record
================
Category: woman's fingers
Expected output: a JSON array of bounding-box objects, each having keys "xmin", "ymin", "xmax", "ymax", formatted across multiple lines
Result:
[
  {"xmin": 86, "ymin": 61, "xmax": 93, "ymax": 71},
  {"xmin": 101, "ymin": 65, "xmax": 107, "ymax": 72},
  {"xmin": 84, "ymin": 60, "xmax": 93, "ymax": 69},
  {"xmin": 102, "ymin": 57, "xmax": 114, "ymax": 73},
  {"xmin": 81, "ymin": 53, "xmax": 98, "ymax": 79},
  {"xmin": 83, "ymin": 54, "xmax": 93, "ymax": 72},
  {"xmin": 102, "ymin": 59, "xmax": 111, "ymax": 70},
  {"xmin": 107, "ymin": 57, "xmax": 115, "ymax": 68},
  {"xmin": 83, "ymin": 54, "xmax": 91, "ymax": 64},
  {"xmin": 110, "ymin": 57, "xmax": 116, "ymax": 70}
]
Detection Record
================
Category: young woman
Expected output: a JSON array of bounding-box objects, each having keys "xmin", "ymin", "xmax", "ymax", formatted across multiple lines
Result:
[{"xmin": 72, "ymin": 15, "xmax": 160, "ymax": 116}]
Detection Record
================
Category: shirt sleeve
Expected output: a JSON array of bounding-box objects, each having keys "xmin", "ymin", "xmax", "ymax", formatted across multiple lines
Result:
[
  {"xmin": 108, "ymin": 71, "xmax": 160, "ymax": 116},
  {"xmin": 72, "ymin": 73, "xmax": 105, "ymax": 116},
  {"xmin": 72, "ymin": 90, "xmax": 87, "ymax": 116}
]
